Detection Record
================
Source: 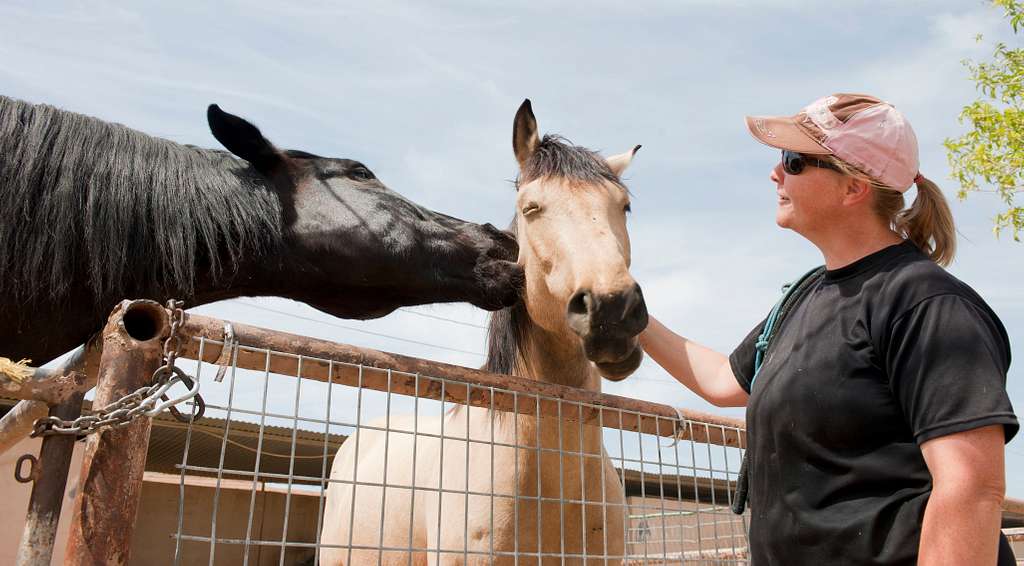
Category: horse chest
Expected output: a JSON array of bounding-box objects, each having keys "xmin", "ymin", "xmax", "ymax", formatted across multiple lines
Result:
[{"xmin": 434, "ymin": 410, "xmax": 623, "ymax": 548}]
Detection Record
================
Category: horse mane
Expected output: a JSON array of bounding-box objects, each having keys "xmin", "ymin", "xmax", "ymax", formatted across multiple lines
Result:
[
  {"xmin": 483, "ymin": 223, "xmax": 530, "ymax": 376},
  {"xmin": 0, "ymin": 95, "xmax": 283, "ymax": 308},
  {"xmin": 517, "ymin": 134, "xmax": 626, "ymax": 190}
]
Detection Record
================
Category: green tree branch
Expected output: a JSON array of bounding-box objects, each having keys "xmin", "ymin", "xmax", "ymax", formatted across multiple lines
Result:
[{"xmin": 944, "ymin": 0, "xmax": 1024, "ymax": 240}]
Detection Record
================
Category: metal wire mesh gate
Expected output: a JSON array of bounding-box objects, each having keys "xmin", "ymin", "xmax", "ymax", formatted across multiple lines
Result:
[{"xmin": 168, "ymin": 315, "xmax": 749, "ymax": 565}]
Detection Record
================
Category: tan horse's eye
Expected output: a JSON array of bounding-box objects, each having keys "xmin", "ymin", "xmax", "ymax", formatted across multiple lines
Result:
[
  {"xmin": 623, "ymin": 203, "xmax": 632, "ymax": 214},
  {"xmin": 522, "ymin": 203, "xmax": 542, "ymax": 216}
]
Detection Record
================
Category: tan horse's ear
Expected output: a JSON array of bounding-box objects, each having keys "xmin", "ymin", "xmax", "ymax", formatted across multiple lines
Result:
[
  {"xmin": 607, "ymin": 145, "xmax": 641, "ymax": 178},
  {"xmin": 513, "ymin": 99, "xmax": 540, "ymax": 168}
]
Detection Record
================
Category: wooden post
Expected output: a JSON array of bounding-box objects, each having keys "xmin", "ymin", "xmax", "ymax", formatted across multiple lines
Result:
[{"xmin": 63, "ymin": 300, "xmax": 168, "ymax": 566}]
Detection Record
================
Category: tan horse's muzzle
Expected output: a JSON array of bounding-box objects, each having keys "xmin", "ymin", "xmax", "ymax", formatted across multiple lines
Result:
[{"xmin": 566, "ymin": 283, "xmax": 648, "ymax": 381}]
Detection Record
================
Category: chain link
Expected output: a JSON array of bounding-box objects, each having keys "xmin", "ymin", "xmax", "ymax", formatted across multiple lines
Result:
[{"xmin": 31, "ymin": 299, "xmax": 204, "ymax": 438}]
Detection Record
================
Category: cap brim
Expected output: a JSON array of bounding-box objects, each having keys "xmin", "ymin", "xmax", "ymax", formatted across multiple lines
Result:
[{"xmin": 744, "ymin": 115, "xmax": 831, "ymax": 155}]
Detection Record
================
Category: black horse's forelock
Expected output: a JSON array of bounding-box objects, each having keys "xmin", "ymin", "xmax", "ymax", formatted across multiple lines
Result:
[
  {"xmin": 517, "ymin": 134, "xmax": 625, "ymax": 190},
  {"xmin": 0, "ymin": 95, "xmax": 283, "ymax": 307}
]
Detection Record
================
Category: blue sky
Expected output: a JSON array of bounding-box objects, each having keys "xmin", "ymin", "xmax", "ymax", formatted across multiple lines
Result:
[{"xmin": 3, "ymin": 1, "xmax": 1022, "ymax": 495}]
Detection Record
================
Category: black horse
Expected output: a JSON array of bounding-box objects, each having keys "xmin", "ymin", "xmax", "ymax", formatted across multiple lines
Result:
[{"xmin": 0, "ymin": 96, "xmax": 523, "ymax": 364}]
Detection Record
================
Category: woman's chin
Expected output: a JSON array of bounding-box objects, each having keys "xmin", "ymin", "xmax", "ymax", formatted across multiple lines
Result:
[{"xmin": 776, "ymin": 201, "xmax": 799, "ymax": 228}]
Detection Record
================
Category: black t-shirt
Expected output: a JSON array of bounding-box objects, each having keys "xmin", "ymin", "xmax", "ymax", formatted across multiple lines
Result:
[{"xmin": 729, "ymin": 241, "xmax": 1018, "ymax": 565}]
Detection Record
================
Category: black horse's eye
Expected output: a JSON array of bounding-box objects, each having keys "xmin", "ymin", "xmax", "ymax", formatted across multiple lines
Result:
[{"xmin": 350, "ymin": 166, "xmax": 375, "ymax": 181}]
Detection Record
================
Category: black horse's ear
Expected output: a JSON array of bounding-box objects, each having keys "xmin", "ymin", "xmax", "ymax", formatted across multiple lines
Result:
[
  {"xmin": 207, "ymin": 104, "xmax": 283, "ymax": 175},
  {"xmin": 513, "ymin": 99, "xmax": 540, "ymax": 169}
]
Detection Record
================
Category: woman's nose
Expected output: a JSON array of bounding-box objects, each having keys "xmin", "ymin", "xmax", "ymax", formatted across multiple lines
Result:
[{"xmin": 770, "ymin": 163, "xmax": 783, "ymax": 184}]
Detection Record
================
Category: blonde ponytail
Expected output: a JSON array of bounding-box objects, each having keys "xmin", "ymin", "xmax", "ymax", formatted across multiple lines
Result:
[
  {"xmin": 893, "ymin": 175, "xmax": 956, "ymax": 267},
  {"xmin": 825, "ymin": 157, "xmax": 957, "ymax": 267}
]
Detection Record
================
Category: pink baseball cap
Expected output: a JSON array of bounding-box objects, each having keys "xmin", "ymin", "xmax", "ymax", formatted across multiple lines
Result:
[{"xmin": 745, "ymin": 93, "xmax": 921, "ymax": 192}]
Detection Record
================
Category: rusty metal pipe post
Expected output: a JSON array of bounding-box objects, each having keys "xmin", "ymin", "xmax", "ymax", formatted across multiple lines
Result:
[
  {"xmin": 64, "ymin": 300, "xmax": 169, "ymax": 566},
  {"xmin": 0, "ymin": 401, "xmax": 50, "ymax": 456},
  {"xmin": 15, "ymin": 391, "xmax": 85, "ymax": 566},
  {"xmin": 0, "ymin": 343, "xmax": 102, "ymax": 457}
]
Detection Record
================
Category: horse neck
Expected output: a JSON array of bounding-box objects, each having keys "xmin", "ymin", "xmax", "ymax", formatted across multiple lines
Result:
[
  {"xmin": 516, "ymin": 320, "xmax": 595, "ymax": 390},
  {"xmin": 169, "ymin": 160, "xmax": 291, "ymax": 305},
  {"xmin": 508, "ymin": 316, "xmax": 605, "ymax": 453}
]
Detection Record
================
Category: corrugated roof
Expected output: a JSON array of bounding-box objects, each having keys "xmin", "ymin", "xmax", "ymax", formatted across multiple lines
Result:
[
  {"xmin": 145, "ymin": 412, "xmax": 346, "ymax": 486},
  {"xmin": 0, "ymin": 398, "xmax": 345, "ymax": 486}
]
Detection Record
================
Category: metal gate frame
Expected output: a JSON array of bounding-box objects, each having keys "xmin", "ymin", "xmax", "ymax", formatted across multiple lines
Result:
[{"xmin": 2, "ymin": 301, "xmax": 751, "ymax": 565}]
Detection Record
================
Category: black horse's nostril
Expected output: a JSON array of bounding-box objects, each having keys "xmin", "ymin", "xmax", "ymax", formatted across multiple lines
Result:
[
  {"xmin": 474, "ymin": 222, "xmax": 519, "ymax": 261},
  {"xmin": 482, "ymin": 223, "xmax": 512, "ymax": 242},
  {"xmin": 482, "ymin": 222, "xmax": 516, "ymax": 244}
]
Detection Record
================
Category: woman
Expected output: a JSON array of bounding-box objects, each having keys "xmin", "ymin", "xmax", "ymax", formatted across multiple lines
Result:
[{"xmin": 641, "ymin": 93, "xmax": 1018, "ymax": 565}]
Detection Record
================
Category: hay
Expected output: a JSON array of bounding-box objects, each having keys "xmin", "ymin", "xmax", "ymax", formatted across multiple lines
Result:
[{"xmin": 0, "ymin": 357, "xmax": 34, "ymax": 385}]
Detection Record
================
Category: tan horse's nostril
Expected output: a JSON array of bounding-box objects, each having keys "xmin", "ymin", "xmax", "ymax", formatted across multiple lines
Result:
[
  {"xmin": 624, "ymin": 284, "xmax": 647, "ymax": 323},
  {"xmin": 567, "ymin": 290, "xmax": 592, "ymax": 316},
  {"xmin": 567, "ymin": 289, "xmax": 594, "ymax": 336},
  {"xmin": 620, "ymin": 285, "xmax": 639, "ymax": 321}
]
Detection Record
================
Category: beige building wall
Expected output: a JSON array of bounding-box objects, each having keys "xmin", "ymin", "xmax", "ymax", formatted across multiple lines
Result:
[
  {"xmin": 138, "ymin": 473, "xmax": 321, "ymax": 566},
  {"xmin": 1006, "ymin": 530, "xmax": 1023, "ymax": 562},
  {"xmin": 625, "ymin": 495, "xmax": 748, "ymax": 565},
  {"xmin": 1, "ymin": 441, "xmax": 321, "ymax": 566},
  {"xmin": 0, "ymin": 436, "xmax": 83, "ymax": 566}
]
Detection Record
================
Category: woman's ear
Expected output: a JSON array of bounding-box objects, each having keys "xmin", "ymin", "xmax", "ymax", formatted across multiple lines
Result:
[{"xmin": 843, "ymin": 177, "xmax": 873, "ymax": 207}]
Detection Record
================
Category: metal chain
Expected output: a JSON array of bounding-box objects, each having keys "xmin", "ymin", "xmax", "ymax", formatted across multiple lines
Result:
[
  {"xmin": 159, "ymin": 300, "xmax": 205, "ymax": 423},
  {"xmin": 31, "ymin": 300, "xmax": 205, "ymax": 438}
]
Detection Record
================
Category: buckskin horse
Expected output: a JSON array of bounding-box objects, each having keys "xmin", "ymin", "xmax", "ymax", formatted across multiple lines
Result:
[
  {"xmin": 0, "ymin": 96, "xmax": 524, "ymax": 364},
  {"xmin": 321, "ymin": 100, "xmax": 646, "ymax": 565}
]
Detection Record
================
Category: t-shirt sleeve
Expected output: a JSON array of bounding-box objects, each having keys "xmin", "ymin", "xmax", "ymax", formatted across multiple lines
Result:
[
  {"xmin": 729, "ymin": 317, "xmax": 767, "ymax": 394},
  {"xmin": 885, "ymin": 294, "xmax": 1018, "ymax": 444}
]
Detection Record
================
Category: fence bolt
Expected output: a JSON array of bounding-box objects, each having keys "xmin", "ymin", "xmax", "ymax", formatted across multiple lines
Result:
[{"xmin": 13, "ymin": 454, "xmax": 37, "ymax": 483}]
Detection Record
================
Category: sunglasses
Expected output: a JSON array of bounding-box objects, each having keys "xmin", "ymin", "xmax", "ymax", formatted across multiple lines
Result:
[{"xmin": 781, "ymin": 150, "xmax": 841, "ymax": 176}]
